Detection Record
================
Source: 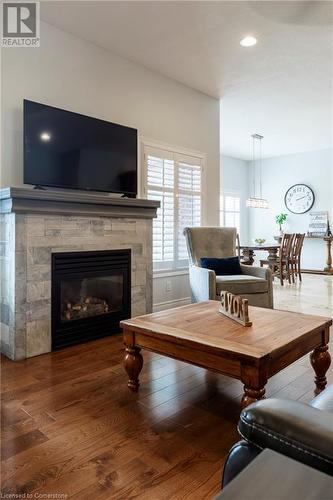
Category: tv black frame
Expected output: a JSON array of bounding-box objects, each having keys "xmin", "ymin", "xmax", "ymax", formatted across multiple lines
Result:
[{"xmin": 23, "ymin": 99, "xmax": 138, "ymax": 197}]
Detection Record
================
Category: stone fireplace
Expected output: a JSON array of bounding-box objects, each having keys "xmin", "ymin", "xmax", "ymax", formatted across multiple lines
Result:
[{"xmin": 0, "ymin": 187, "xmax": 159, "ymax": 360}]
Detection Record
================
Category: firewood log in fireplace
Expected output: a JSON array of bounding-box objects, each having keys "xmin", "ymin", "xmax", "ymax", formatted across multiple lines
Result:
[{"xmin": 62, "ymin": 296, "xmax": 109, "ymax": 321}]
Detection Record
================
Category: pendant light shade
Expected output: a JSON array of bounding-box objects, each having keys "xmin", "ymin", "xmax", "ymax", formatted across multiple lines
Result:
[
  {"xmin": 246, "ymin": 197, "xmax": 269, "ymax": 209},
  {"xmin": 246, "ymin": 134, "xmax": 269, "ymax": 209}
]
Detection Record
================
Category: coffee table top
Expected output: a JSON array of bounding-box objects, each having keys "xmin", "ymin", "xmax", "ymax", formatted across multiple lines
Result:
[{"xmin": 121, "ymin": 301, "xmax": 332, "ymax": 361}]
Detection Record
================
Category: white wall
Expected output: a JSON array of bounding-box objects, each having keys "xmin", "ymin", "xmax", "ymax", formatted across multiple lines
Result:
[
  {"xmin": 1, "ymin": 21, "xmax": 220, "ymax": 310},
  {"xmin": 221, "ymin": 155, "xmax": 249, "ymax": 243},
  {"xmin": 248, "ymin": 148, "xmax": 333, "ymax": 270}
]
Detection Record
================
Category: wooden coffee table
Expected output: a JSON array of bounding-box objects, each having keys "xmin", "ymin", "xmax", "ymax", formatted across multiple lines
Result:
[{"xmin": 120, "ymin": 301, "xmax": 332, "ymax": 408}]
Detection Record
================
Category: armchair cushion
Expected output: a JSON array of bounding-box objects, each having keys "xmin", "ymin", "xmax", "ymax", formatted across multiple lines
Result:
[
  {"xmin": 216, "ymin": 275, "xmax": 268, "ymax": 295},
  {"xmin": 241, "ymin": 264, "xmax": 271, "ymax": 281},
  {"xmin": 200, "ymin": 256, "xmax": 242, "ymax": 276}
]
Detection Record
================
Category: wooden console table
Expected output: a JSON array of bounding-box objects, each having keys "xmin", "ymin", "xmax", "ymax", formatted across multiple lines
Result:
[
  {"xmin": 323, "ymin": 236, "xmax": 333, "ymax": 275},
  {"xmin": 303, "ymin": 235, "xmax": 333, "ymax": 276}
]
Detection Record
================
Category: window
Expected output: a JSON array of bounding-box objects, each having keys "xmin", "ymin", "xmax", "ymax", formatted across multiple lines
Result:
[
  {"xmin": 144, "ymin": 145, "xmax": 203, "ymax": 271},
  {"xmin": 220, "ymin": 193, "xmax": 241, "ymax": 235}
]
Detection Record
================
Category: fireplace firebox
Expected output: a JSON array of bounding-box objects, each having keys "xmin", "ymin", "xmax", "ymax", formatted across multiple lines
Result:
[{"xmin": 52, "ymin": 249, "xmax": 131, "ymax": 349}]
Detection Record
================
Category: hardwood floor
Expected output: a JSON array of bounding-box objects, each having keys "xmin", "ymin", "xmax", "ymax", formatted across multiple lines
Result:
[{"xmin": 1, "ymin": 274, "xmax": 332, "ymax": 499}]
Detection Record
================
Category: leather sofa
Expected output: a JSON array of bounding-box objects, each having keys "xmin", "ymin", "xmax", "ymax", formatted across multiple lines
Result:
[{"xmin": 222, "ymin": 384, "xmax": 333, "ymax": 486}]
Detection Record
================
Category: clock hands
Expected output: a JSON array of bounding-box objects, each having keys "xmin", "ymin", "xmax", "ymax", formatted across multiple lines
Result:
[{"xmin": 296, "ymin": 195, "xmax": 307, "ymax": 201}]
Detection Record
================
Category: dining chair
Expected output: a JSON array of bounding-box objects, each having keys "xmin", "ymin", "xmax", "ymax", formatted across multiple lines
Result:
[
  {"xmin": 261, "ymin": 233, "xmax": 294, "ymax": 285},
  {"xmin": 277, "ymin": 233, "xmax": 294, "ymax": 285},
  {"xmin": 289, "ymin": 233, "xmax": 305, "ymax": 283}
]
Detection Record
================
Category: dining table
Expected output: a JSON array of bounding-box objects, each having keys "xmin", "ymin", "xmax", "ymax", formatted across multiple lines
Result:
[{"xmin": 239, "ymin": 243, "xmax": 280, "ymax": 269}]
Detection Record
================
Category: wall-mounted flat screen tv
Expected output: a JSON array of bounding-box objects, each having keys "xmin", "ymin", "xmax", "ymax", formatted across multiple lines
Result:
[{"xmin": 24, "ymin": 100, "xmax": 138, "ymax": 196}]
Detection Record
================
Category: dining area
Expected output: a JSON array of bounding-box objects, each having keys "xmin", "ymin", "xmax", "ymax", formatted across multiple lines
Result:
[{"xmin": 239, "ymin": 233, "xmax": 306, "ymax": 286}]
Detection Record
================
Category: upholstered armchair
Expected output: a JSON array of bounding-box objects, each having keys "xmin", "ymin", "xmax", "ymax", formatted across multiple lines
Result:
[{"xmin": 184, "ymin": 227, "xmax": 273, "ymax": 308}]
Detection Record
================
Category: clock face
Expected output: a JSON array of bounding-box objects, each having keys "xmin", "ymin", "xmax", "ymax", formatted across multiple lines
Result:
[{"xmin": 284, "ymin": 184, "xmax": 314, "ymax": 214}]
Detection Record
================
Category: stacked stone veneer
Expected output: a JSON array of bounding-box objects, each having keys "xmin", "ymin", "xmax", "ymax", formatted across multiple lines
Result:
[{"xmin": 0, "ymin": 214, "xmax": 152, "ymax": 360}]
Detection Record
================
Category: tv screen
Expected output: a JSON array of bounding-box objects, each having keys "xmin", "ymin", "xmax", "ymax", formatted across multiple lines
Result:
[{"xmin": 24, "ymin": 100, "xmax": 138, "ymax": 196}]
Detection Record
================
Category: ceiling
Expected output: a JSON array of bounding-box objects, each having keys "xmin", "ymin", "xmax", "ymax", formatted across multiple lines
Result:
[{"xmin": 40, "ymin": 1, "xmax": 333, "ymax": 159}]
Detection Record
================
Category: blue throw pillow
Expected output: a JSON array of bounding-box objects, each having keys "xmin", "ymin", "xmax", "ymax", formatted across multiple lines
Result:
[{"xmin": 200, "ymin": 257, "xmax": 242, "ymax": 276}]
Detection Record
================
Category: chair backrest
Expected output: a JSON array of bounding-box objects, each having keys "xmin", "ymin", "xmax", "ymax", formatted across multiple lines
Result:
[
  {"xmin": 291, "ymin": 233, "xmax": 305, "ymax": 259},
  {"xmin": 280, "ymin": 233, "xmax": 294, "ymax": 260},
  {"xmin": 183, "ymin": 227, "xmax": 237, "ymax": 266}
]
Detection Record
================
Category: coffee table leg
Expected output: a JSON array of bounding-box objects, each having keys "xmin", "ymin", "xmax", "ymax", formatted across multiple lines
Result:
[
  {"xmin": 310, "ymin": 344, "xmax": 331, "ymax": 395},
  {"xmin": 241, "ymin": 386, "xmax": 266, "ymax": 409},
  {"xmin": 124, "ymin": 346, "xmax": 143, "ymax": 392},
  {"xmin": 241, "ymin": 364, "xmax": 267, "ymax": 409}
]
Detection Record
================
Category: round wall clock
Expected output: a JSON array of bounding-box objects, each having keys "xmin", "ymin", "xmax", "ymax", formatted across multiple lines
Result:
[{"xmin": 284, "ymin": 184, "xmax": 315, "ymax": 214}]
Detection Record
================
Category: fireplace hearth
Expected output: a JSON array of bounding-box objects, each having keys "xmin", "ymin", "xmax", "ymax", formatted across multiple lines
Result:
[{"xmin": 52, "ymin": 249, "xmax": 131, "ymax": 349}]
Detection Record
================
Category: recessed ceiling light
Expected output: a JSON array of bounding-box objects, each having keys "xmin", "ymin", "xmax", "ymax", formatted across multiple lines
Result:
[
  {"xmin": 40, "ymin": 132, "xmax": 51, "ymax": 141},
  {"xmin": 240, "ymin": 36, "xmax": 257, "ymax": 47}
]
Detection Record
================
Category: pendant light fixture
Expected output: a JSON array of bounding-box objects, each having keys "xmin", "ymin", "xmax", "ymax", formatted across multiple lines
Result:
[{"xmin": 246, "ymin": 133, "xmax": 269, "ymax": 209}]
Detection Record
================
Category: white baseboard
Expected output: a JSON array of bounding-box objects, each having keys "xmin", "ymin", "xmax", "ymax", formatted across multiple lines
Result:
[{"xmin": 153, "ymin": 297, "xmax": 191, "ymax": 312}]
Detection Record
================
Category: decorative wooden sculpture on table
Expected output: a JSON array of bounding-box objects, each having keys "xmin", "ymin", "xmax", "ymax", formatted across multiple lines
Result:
[{"xmin": 219, "ymin": 291, "xmax": 252, "ymax": 327}]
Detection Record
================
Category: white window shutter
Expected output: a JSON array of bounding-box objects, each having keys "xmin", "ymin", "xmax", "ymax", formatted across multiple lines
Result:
[
  {"xmin": 177, "ymin": 160, "xmax": 202, "ymax": 262},
  {"xmin": 145, "ymin": 145, "xmax": 202, "ymax": 270}
]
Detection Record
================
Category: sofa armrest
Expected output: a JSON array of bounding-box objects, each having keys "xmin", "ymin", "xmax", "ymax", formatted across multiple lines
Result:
[
  {"xmin": 240, "ymin": 264, "xmax": 272, "ymax": 281},
  {"xmin": 189, "ymin": 265, "xmax": 216, "ymax": 302},
  {"xmin": 222, "ymin": 440, "xmax": 260, "ymax": 487},
  {"xmin": 239, "ymin": 399, "xmax": 333, "ymax": 476}
]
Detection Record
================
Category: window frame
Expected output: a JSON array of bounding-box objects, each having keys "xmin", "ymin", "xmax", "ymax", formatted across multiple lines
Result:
[
  {"xmin": 220, "ymin": 190, "xmax": 241, "ymax": 236},
  {"xmin": 141, "ymin": 138, "xmax": 206, "ymax": 273}
]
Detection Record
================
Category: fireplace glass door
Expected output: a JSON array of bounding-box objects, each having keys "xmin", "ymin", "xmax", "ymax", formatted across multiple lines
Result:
[
  {"xmin": 52, "ymin": 249, "xmax": 131, "ymax": 349},
  {"xmin": 61, "ymin": 275, "xmax": 124, "ymax": 322}
]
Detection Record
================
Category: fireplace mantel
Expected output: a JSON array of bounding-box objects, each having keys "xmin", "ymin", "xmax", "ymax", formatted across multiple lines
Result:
[
  {"xmin": 0, "ymin": 187, "xmax": 159, "ymax": 219},
  {"xmin": 0, "ymin": 187, "xmax": 159, "ymax": 361}
]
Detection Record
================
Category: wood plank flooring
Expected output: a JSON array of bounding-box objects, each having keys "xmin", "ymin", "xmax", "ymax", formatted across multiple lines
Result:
[{"xmin": 1, "ymin": 274, "xmax": 332, "ymax": 499}]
